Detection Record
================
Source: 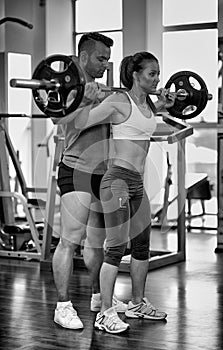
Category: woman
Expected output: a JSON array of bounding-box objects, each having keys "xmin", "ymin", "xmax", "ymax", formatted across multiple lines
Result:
[{"xmin": 75, "ymin": 51, "xmax": 175, "ymax": 334}]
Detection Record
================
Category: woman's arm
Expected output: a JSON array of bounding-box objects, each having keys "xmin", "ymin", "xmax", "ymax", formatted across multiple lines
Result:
[{"xmin": 74, "ymin": 94, "xmax": 117, "ymax": 129}]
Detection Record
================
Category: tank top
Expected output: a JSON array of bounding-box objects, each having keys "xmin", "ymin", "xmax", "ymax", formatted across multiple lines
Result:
[{"xmin": 112, "ymin": 92, "xmax": 157, "ymax": 140}]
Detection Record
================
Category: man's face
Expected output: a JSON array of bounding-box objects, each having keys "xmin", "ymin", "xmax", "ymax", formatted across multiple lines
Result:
[{"xmin": 84, "ymin": 41, "xmax": 111, "ymax": 80}]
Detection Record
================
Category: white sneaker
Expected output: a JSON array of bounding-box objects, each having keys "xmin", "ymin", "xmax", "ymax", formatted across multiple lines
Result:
[
  {"xmin": 125, "ymin": 297, "xmax": 167, "ymax": 320},
  {"xmin": 112, "ymin": 296, "xmax": 128, "ymax": 313},
  {"xmin": 54, "ymin": 301, "xmax": 84, "ymax": 329},
  {"xmin": 90, "ymin": 294, "xmax": 128, "ymax": 313},
  {"xmin": 94, "ymin": 306, "xmax": 130, "ymax": 334}
]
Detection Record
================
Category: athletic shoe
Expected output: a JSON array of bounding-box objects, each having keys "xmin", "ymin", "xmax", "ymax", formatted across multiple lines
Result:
[
  {"xmin": 112, "ymin": 296, "xmax": 128, "ymax": 312},
  {"xmin": 90, "ymin": 294, "xmax": 128, "ymax": 313},
  {"xmin": 125, "ymin": 297, "xmax": 167, "ymax": 320},
  {"xmin": 94, "ymin": 306, "xmax": 130, "ymax": 334},
  {"xmin": 54, "ymin": 301, "xmax": 84, "ymax": 329}
]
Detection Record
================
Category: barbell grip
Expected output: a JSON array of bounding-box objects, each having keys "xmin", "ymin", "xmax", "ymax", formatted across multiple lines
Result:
[
  {"xmin": 101, "ymin": 86, "xmax": 187, "ymax": 98},
  {"xmin": 10, "ymin": 78, "xmax": 60, "ymax": 90}
]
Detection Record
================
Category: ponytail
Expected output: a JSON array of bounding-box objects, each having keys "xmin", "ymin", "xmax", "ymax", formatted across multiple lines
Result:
[{"xmin": 120, "ymin": 55, "xmax": 134, "ymax": 89}]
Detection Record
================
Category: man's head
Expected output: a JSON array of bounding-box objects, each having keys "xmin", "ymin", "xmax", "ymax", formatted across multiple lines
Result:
[{"xmin": 78, "ymin": 32, "xmax": 113, "ymax": 81}]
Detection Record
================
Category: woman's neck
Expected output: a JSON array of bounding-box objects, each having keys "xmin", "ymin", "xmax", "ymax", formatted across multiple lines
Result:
[
  {"xmin": 129, "ymin": 87, "xmax": 147, "ymax": 108},
  {"xmin": 130, "ymin": 87, "xmax": 146, "ymax": 103}
]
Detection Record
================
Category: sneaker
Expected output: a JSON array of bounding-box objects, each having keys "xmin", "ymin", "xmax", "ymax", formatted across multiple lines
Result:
[
  {"xmin": 94, "ymin": 306, "xmax": 130, "ymax": 334},
  {"xmin": 54, "ymin": 301, "xmax": 84, "ymax": 329},
  {"xmin": 112, "ymin": 296, "xmax": 128, "ymax": 313},
  {"xmin": 125, "ymin": 297, "xmax": 167, "ymax": 320},
  {"xmin": 90, "ymin": 294, "xmax": 128, "ymax": 313}
]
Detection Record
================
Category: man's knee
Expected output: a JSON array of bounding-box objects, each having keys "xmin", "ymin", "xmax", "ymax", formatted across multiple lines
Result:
[
  {"xmin": 85, "ymin": 227, "xmax": 106, "ymax": 249},
  {"xmin": 60, "ymin": 223, "xmax": 86, "ymax": 245}
]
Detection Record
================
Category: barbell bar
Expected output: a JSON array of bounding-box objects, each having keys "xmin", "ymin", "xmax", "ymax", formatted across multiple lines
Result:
[
  {"xmin": 10, "ymin": 78, "xmax": 60, "ymax": 90},
  {"xmin": 100, "ymin": 85, "xmax": 213, "ymax": 101},
  {"xmin": 9, "ymin": 54, "xmax": 213, "ymax": 120},
  {"xmin": 10, "ymin": 77, "xmax": 194, "ymax": 99}
]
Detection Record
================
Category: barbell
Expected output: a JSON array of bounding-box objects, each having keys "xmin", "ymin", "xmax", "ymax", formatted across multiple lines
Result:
[{"xmin": 10, "ymin": 54, "xmax": 213, "ymax": 120}]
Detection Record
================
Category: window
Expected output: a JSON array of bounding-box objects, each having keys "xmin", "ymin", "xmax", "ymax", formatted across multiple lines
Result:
[
  {"xmin": 162, "ymin": 0, "xmax": 218, "ymax": 223},
  {"xmin": 75, "ymin": 0, "xmax": 123, "ymax": 86},
  {"xmin": 76, "ymin": 0, "xmax": 122, "ymax": 32},
  {"xmin": 163, "ymin": 0, "xmax": 218, "ymax": 26},
  {"xmin": 163, "ymin": 29, "xmax": 218, "ymax": 123}
]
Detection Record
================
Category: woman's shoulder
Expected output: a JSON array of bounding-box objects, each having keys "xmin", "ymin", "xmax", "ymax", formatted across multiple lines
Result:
[{"xmin": 107, "ymin": 91, "xmax": 130, "ymax": 104}]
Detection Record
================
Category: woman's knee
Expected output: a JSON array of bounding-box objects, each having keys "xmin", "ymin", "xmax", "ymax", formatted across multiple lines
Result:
[
  {"xmin": 104, "ymin": 244, "xmax": 127, "ymax": 267},
  {"xmin": 131, "ymin": 226, "xmax": 151, "ymax": 260}
]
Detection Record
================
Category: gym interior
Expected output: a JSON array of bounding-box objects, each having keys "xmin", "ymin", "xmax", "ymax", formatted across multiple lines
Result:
[{"xmin": 0, "ymin": 0, "xmax": 222, "ymax": 349}]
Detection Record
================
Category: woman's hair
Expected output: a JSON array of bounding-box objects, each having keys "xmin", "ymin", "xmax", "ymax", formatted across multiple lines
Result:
[{"xmin": 120, "ymin": 52, "xmax": 158, "ymax": 89}]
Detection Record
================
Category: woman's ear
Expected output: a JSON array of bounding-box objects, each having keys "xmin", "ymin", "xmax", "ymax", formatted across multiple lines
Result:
[{"xmin": 133, "ymin": 71, "xmax": 139, "ymax": 82}]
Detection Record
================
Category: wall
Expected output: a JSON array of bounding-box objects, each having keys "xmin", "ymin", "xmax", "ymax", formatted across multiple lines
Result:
[
  {"xmin": 123, "ymin": 0, "xmax": 146, "ymax": 56},
  {"xmin": 0, "ymin": 0, "xmax": 46, "ymax": 187},
  {"xmin": 33, "ymin": 0, "xmax": 74, "ymax": 191},
  {"xmin": 219, "ymin": 0, "xmax": 223, "ymax": 37},
  {"xmin": 0, "ymin": 0, "xmax": 74, "ymax": 191}
]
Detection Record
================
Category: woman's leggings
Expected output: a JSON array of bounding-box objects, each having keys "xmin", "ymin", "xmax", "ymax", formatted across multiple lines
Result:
[{"xmin": 100, "ymin": 165, "xmax": 151, "ymax": 267}]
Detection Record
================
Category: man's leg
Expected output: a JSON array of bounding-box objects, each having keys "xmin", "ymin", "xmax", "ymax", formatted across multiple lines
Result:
[
  {"xmin": 83, "ymin": 201, "xmax": 105, "ymax": 295},
  {"xmin": 52, "ymin": 191, "xmax": 91, "ymax": 329}
]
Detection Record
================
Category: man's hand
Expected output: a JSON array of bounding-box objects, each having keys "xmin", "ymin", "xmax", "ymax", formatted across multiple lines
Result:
[{"xmin": 82, "ymin": 82, "xmax": 100, "ymax": 104}]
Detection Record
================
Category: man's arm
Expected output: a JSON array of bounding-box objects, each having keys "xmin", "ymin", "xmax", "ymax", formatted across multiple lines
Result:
[
  {"xmin": 50, "ymin": 82, "xmax": 100, "ymax": 125},
  {"xmin": 50, "ymin": 100, "xmax": 93, "ymax": 125}
]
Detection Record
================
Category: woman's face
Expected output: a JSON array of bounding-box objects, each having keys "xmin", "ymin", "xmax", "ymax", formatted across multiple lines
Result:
[{"xmin": 135, "ymin": 60, "xmax": 160, "ymax": 94}]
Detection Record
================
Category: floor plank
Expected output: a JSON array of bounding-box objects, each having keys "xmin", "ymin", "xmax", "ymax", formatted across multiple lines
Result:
[{"xmin": 0, "ymin": 231, "xmax": 222, "ymax": 350}]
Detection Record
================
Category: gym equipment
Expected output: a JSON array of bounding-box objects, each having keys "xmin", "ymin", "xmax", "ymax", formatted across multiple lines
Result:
[
  {"xmin": 0, "ymin": 120, "xmax": 46, "ymax": 260},
  {"xmin": 11, "ymin": 55, "xmax": 85, "ymax": 118},
  {"xmin": 165, "ymin": 71, "xmax": 212, "ymax": 119},
  {"xmin": 10, "ymin": 54, "xmax": 213, "ymax": 120}
]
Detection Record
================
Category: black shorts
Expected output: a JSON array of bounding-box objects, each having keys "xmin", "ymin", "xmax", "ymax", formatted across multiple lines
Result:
[{"xmin": 57, "ymin": 162, "xmax": 104, "ymax": 202}]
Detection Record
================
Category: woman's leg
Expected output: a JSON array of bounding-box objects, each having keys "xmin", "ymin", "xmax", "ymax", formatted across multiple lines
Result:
[
  {"xmin": 127, "ymin": 188, "xmax": 167, "ymax": 320},
  {"xmin": 129, "ymin": 187, "xmax": 151, "ymax": 304},
  {"xmin": 100, "ymin": 173, "xmax": 130, "ymax": 312}
]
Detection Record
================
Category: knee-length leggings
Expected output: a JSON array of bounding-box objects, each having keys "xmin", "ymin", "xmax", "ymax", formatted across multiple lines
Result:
[{"xmin": 100, "ymin": 165, "xmax": 151, "ymax": 267}]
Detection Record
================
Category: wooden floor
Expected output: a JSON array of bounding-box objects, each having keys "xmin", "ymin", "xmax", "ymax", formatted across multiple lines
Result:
[{"xmin": 0, "ymin": 229, "xmax": 223, "ymax": 350}]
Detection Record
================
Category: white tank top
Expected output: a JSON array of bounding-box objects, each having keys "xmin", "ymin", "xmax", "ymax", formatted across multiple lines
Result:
[{"xmin": 112, "ymin": 92, "xmax": 157, "ymax": 140}]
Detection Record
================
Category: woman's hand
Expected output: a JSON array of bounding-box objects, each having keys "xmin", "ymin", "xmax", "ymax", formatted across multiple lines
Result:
[{"xmin": 155, "ymin": 88, "xmax": 176, "ymax": 110}]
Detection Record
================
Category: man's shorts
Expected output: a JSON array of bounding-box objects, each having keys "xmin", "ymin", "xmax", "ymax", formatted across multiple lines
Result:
[{"xmin": 57, "ymin": 161, "xmax": 103, "ymax": 202}]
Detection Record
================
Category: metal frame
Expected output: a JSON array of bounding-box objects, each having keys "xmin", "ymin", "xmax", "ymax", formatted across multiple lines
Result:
[
  {"xmin": 215, "ymin": 129, "xmax": 223, "ymax": 252},
  {"xmin": 0, "ymin": 121, "xmax": 45, "ymax": 261}
]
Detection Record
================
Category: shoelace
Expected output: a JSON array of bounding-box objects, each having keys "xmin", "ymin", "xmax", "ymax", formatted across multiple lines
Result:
[
  {"xmin": 137, "ymin": 301, "xmax": 157, "ymax": 315},
  {"xmin": 105, "ymin": 314, "xmax": 124, "ymax": 330},
  {"xmin": 62, "ymin": 305, "xmax": 78, "ymax": 318}
]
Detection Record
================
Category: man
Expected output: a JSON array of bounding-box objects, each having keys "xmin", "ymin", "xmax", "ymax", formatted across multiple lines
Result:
[{"xmin": 51, "ymin": 32, "xmax": 127, "ymax": 330}]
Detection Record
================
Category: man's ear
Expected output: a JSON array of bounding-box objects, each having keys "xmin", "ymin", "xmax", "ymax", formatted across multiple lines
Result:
[{"xmin": 79, "ymin": 51, "xmax": 88, "ymax": 66}]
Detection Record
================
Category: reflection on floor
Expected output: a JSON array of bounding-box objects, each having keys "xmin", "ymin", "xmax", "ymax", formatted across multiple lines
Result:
[{"xmin": 0, "ymin": 228, "xmax": 222, "ymax": 350}]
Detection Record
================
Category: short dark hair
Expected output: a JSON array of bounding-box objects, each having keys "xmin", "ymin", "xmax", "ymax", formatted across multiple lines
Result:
[{"xmin": 78, "ymin": 32, "xmax": 114, "ymax": 56}]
